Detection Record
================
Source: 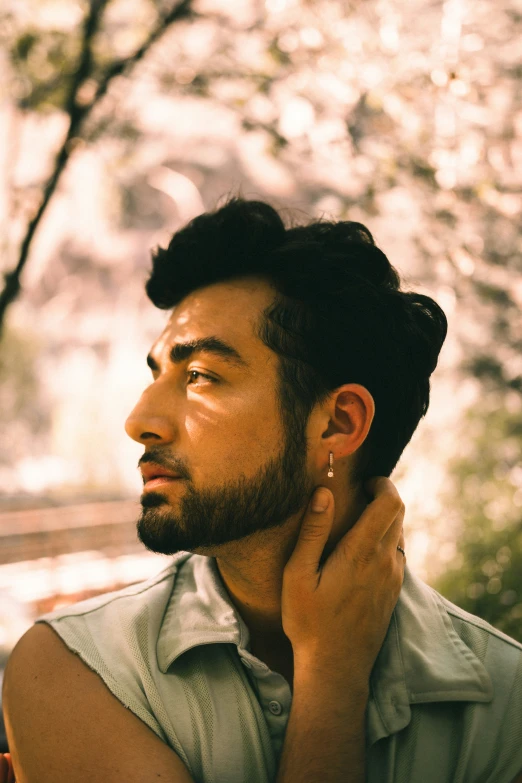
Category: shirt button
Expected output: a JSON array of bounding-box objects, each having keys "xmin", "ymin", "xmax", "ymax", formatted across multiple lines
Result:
[
  {"xmin": 241, "ymin": 658, "xmax": 252, "ymax": 669},
  {"xmin": 268, "ymin": 700, "xmax": 282, "ymax": 715}
]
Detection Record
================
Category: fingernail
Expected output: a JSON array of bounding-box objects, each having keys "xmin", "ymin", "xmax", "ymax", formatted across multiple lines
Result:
[{"xmin": 311, "ymin": 488, "xmax": 330, "ymax": 512}]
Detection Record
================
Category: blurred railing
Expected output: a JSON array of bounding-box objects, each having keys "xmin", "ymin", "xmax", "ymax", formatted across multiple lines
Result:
[
  {"xmin": 0, "ymin": 500, "xmax": 143, "ymax": 564},
  {"xmin": 0, "ymin": 499, "xmax": 173, "ymax": 641},
  {"xmin": 0, "ymin": 499, "xmax": 176, "ymax": 754}
]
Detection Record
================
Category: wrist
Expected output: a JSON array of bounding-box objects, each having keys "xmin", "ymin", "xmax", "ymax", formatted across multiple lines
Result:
[
  {"xmin": 293, "ymin": 666, "xmax": 369, "ymax": 704},
  {"xmin": 293, "ymin": 655, "xmax": 370, "ymax": 695}
]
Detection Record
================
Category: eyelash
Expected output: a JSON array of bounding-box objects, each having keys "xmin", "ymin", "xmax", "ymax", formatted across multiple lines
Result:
[{"xmin": 186, "ymin": 370, "xmax": 216, "ymax": 385}]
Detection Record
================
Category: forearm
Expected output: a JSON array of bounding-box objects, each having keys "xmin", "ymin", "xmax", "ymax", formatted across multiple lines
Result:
[{"xmin": 276, "ymin": 674, "xmax": 369, "ymax": 783}]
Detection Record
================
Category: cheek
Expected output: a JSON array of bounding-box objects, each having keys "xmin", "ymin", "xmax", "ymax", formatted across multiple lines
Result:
[
  {"xmin": 186, "ymin": 389, "xmax": 281, "ymax": 472},
  {"xmin": 237, "ymin": 405, "xmax": 281, "ymax": 466}
]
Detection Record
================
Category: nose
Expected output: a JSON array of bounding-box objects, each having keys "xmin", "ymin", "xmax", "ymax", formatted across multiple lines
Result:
[{"xmin": 125, "ymin": 384, "xmax": 176, "ymax": 445}]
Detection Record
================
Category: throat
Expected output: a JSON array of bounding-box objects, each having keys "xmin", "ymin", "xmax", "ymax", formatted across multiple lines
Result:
[{"xmin": 249, "ymin": 636, "xmax": 294, "ymax": 689}]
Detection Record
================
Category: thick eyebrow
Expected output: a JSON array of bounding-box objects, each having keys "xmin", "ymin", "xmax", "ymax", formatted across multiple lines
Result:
[{"xmin": 146, "ymin": 336, "xmax": 250, "ymax": 372}]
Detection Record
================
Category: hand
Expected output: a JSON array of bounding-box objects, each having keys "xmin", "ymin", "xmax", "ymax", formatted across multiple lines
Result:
[
  {"xmin": 0, "ymin": 753, "xmax": 15, "ymax": 783},
  {"xmin": 281, "ymin": 476, "xmax": 406, "ymax": 688}
]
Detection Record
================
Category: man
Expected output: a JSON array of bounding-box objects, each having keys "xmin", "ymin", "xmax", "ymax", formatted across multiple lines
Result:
[{"xmin": 3, "ymin": 196, "xmax": 522, "ymax": 782}]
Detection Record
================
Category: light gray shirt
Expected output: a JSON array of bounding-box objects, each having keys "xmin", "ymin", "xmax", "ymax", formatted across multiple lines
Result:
[{"xmin": 35, "ymin": 551, "xmax": 522, "ymax": 782}]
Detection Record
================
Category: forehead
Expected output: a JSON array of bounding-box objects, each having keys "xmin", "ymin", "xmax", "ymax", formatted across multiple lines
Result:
[{"xmin": 150, "ymin": 277, "xmax": 276, "ymax": 365}]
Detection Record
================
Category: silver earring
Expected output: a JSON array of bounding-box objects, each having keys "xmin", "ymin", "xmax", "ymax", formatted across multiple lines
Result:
[{"xmin": 327, "ymin": 451, "xmax": 334, "ymax": 478}]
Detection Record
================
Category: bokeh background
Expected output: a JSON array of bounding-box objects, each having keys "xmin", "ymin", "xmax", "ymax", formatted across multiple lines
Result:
[{"xmin": 1, "ymin": 0, "xmax": 521, "ymax": 751}]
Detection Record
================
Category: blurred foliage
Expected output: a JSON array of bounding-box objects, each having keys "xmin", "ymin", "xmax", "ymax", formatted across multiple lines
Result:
[
  {"xmin": 432, "ymin": 391, "xmax": 522, "ymax": 643},
  {"xmin": 12, "ymin": 28, "xmax": 81, "ymax": 111},
  {"xmin": 0, "ymin": 325, "xmax": 51, "ymax": 465}
]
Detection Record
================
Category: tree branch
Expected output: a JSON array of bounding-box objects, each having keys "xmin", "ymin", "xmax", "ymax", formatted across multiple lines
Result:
[
  {"xmin": 89, "ymin": 0, "xmax": 194, "ymax": 109},
  {"xmin": 0, "ymin": 0, "xmax": 195, "ymax": 339}
]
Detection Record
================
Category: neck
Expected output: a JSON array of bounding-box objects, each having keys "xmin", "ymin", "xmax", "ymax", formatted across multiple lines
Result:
[{"xmin": 215, "ymin": 484, "xmax": 368, "ymax": 644}]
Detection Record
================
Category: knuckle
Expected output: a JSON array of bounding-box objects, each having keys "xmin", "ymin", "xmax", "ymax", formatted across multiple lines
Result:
[
  {"xmin": 379, "ymin": 490, "xmax": 401, "ymax": 511},
  {"xmin": 355, "ymin": 547, "xmax": 374, "ymax": 567}
]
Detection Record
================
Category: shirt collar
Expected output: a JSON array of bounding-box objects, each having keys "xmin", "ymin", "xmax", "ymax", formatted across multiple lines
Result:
[
  {"xmin": 157, "ymin": 553, "xmax": 493, "ymax": 746},
  {"xmin": 365, "ymin": 560, "xmax": 493, "ymax": 744}
]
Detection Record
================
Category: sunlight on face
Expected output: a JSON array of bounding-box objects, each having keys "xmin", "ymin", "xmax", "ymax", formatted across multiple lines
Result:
[{"xmin": 125, "ymin": 278, "xmax": 316, "ymax": 557}]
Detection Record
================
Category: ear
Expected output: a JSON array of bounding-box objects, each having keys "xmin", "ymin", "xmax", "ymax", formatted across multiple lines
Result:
[{"xmin": 323, "ymin": 384, "xmax": 375, "ymax": 456}]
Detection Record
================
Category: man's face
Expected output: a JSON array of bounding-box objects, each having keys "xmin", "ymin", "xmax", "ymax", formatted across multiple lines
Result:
[{"xmin": 125, "ymin": 276, "xmax": 317, "ymax": 557}]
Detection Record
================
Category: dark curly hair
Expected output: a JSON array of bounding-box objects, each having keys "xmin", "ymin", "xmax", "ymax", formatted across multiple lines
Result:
[{"xmin": 145, "ymin": 193, "xmax": 448, "ymax": 486}]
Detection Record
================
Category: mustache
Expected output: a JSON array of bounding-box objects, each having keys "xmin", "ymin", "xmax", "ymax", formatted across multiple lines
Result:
[{"xmin": 138, "ymin": 450, "xmax": 186, "ymax": 477}]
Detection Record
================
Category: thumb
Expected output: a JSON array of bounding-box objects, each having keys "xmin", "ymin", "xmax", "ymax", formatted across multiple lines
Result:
[
  {"xmin": 0, "ymin": 754, "xmax": 12, "ymax": 783},
  {"xmin": 287, "ymin": 488, "xmax": 333, "ymax": 573}
]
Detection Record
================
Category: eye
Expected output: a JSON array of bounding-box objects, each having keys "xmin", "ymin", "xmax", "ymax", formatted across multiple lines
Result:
[{"xmin": 186, "ymin": 370, "xmax": 216, "ymax": 385}]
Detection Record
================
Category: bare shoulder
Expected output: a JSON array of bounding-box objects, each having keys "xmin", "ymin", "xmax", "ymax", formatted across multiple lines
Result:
[{"xmin": 3, "ymin": 623, "xmax": 195, "ymax": 783}]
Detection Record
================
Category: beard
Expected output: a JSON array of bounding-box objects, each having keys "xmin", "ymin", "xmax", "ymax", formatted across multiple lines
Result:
[{"xmin": 135, "ymin": 409, "xmax": 316, "ymax": 557}]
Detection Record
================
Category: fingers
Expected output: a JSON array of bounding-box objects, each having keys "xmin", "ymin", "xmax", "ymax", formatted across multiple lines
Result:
[
  {"xmin": 0, "ymin": 753, "xmax": 14, "ymax": 783},
  {"xmin": 334, "ymin": 477, "xmax": 405, "ymax": 569},
  {"xmin": 285, "ymin": 487, "xmax": 334, "ymax": 575},
  {"xmin": 364, "ymin": 476, "xmax": 402, "ymax": 506},
  {"xmin": 381, "ymin": 502, "xmax": 406, "ymax": 551},
  {"xmin": 356, "ymin": 478, "xmax": 405, "ymax": 543},
  {"xmin": 395, "ymin": 527, "xmax": 406, "ymax": 566},
  {"xmin": 286, "ymin": 477, "xmax": 405, "ymax": 577}
]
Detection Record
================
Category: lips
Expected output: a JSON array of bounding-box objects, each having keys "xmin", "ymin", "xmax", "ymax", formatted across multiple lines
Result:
[
  {"xmin": 140, "ymin": 462, "xmax": 181, "ymax": 484},
  {"xmin": 143, "ymin": 475, "xmax": 180, "ymax": 491}
]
